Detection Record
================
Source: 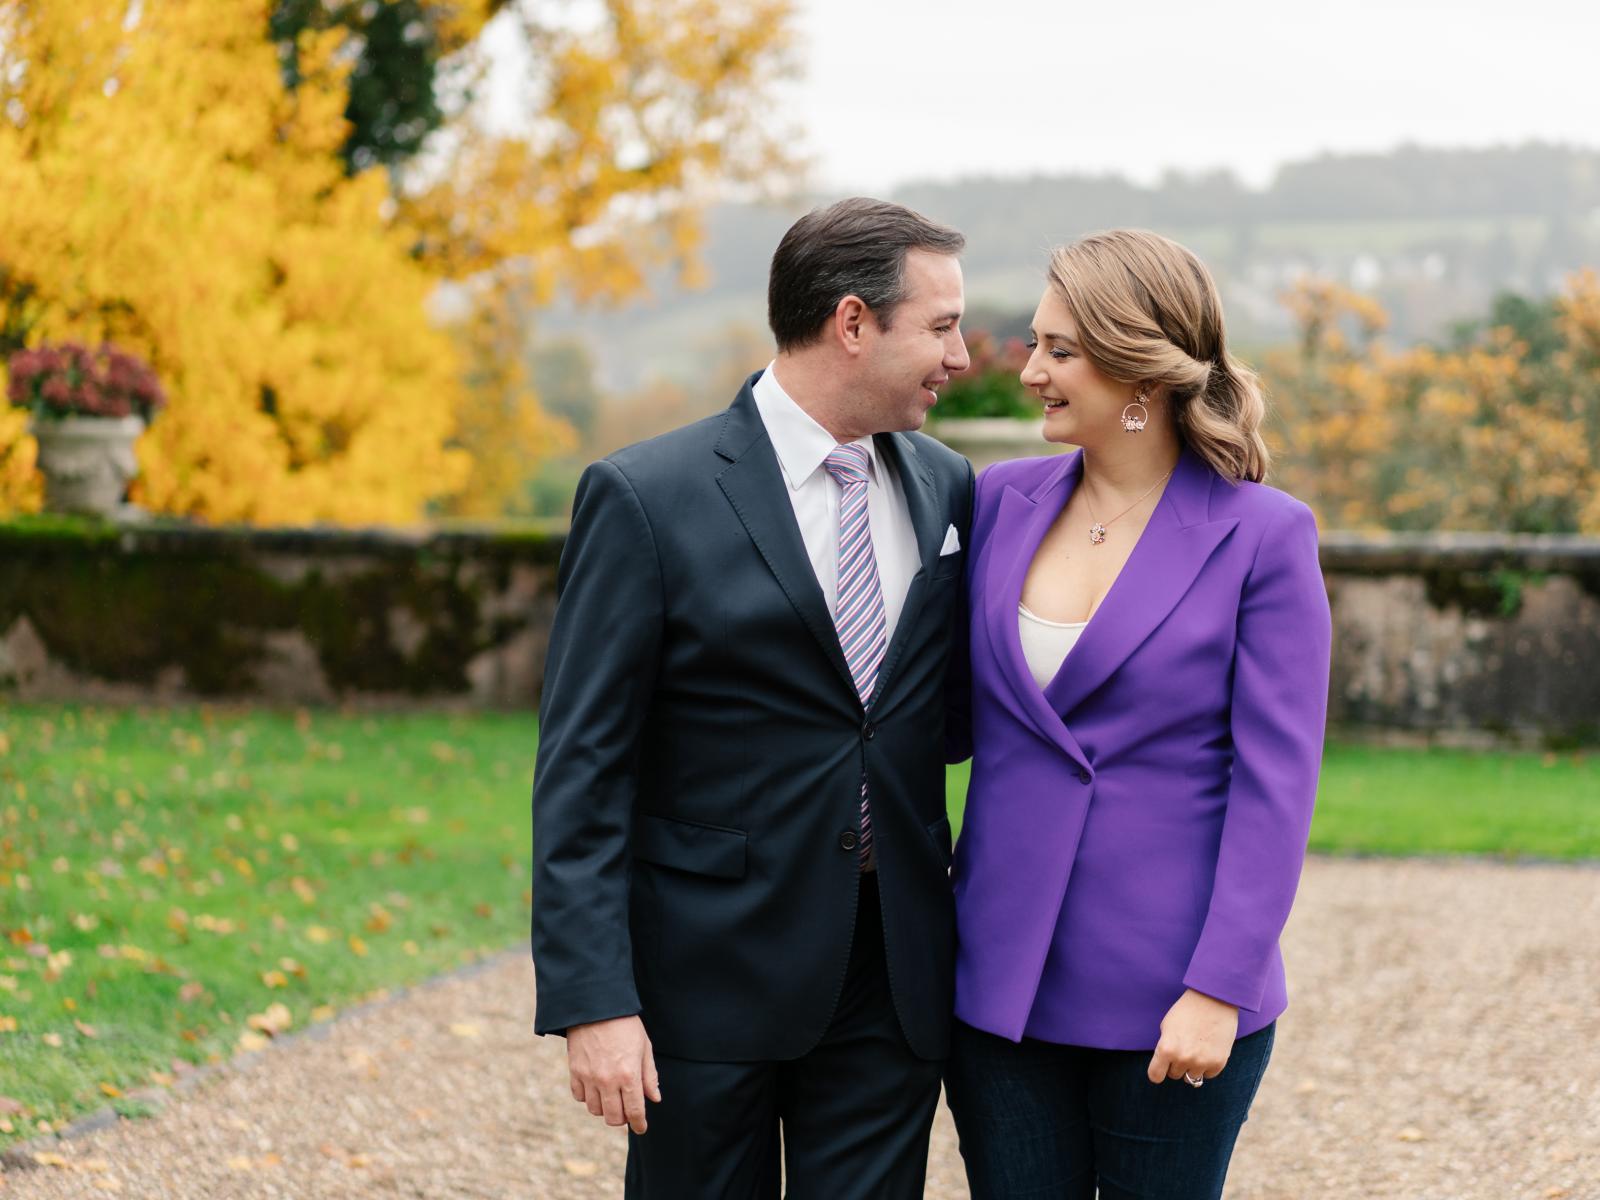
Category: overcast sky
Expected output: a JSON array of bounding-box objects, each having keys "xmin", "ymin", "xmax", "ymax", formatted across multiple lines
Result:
[{"xmin": 780, "ymin": 0, "xmax": 1600, "ymax": 191}]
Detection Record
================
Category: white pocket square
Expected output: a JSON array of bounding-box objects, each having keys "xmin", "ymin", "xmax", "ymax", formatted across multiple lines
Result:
[{"xmin": 939, "ymin": 524, "xmax": 962, "ymax": 556}]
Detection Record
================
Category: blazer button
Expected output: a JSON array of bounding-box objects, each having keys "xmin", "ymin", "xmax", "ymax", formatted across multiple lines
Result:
[
  {"xmin": 1078, "ymin": 768, "xmax": 1092, "ymax": 784},
  {"xmin": 862, "ymin": 722, "xmax": 876, "ymax": 741},
  {"xmin": 839, "ymin": 830, "xmax": 859, "ymax": 851}
]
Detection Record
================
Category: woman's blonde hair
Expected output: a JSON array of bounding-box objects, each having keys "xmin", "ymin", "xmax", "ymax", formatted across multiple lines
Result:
[{"xmin": 1046, "ymin": 229, "xmax": 1269, "ymax": 483}]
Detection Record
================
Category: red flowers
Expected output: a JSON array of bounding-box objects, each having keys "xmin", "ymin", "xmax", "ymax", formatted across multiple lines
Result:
[{"xmin": 7, "ymin": 341, "xmax": 166, "ymax": 421}]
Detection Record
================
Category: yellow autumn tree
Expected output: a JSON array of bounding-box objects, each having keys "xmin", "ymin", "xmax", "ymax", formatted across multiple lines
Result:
[
  {"xmin": 0, "ymin": 0, "xmax": 470, "ymax": 522},
  {"xmin": 0, "ymin": 0, "xmax": 797, "ymax": 521},
  {"xmin": 417, "ymin": 0, "xmax": 797, "ymax": 516},
  {"xmin": 1265, "ymin": 273, "xmax": 1600, "ymax": 533}
]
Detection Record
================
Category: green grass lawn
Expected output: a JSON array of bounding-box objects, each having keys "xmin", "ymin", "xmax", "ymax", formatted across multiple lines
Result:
[
  {"xmin": 1, "ymin": 704, "xmax": 1594, "ymax": 1144},
  {"xmin": 0, "ymin": 705, "xmax": 537, "ymax": 1144}
]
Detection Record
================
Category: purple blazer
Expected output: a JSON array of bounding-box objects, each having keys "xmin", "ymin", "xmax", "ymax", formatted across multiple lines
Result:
[{"xmin": 952, "ymin": 446, "xmax": 1331, "ymax": 1050}]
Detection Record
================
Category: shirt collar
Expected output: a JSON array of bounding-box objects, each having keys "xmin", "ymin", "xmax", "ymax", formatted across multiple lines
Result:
[{"xmin": 752, "ymin": 362, "xmax": 879, "ymax": 491}]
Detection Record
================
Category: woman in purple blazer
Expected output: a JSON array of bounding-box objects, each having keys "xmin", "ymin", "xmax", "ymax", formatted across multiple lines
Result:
[{"xmin": 945, "ymin": 230, "xmax": 1332, "ymax": 1199}]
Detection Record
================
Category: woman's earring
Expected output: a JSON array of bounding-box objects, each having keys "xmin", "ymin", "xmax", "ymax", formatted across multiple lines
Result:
[{"xmin": 1121, "ymin": 392, "xmax": 1150, "ymax": 433}]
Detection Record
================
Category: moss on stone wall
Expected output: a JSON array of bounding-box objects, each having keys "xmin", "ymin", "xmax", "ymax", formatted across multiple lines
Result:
[{"xmin": 0, "ymin": 520, "xmax": 559, "ymax": 697}]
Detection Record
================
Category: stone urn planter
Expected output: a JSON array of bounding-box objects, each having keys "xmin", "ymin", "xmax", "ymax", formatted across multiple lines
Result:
[
  {"xmin": 30, "ymin": 414, "xmax": 146, "ymax": 517},
  {"xmin": 7, "ymin": 340, "xmax": 165, "ymax": 519},
  {"xmin": 924, "ymin": 416, "xmax": 1068, "ymax": 472}
]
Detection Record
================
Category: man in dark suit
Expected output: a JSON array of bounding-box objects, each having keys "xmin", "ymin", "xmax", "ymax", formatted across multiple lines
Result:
[{"xmin": 531, "ymin": 197, "xmax": 974, "ymax": 1198}]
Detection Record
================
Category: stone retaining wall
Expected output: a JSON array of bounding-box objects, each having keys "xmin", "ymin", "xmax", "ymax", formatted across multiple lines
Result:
[{"xmin": 4, "ymin": 522, "xmax": 1597, "ymax": 742}]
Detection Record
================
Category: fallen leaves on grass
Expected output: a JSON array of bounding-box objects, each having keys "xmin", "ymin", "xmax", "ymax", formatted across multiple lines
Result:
[{"xmin": 246, "ymin": 1003, "xmax": 293, "ymax": 1036}]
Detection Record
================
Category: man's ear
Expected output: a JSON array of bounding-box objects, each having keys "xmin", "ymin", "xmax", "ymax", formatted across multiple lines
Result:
[{"xmin": 834, "ymin": 295, "xmax": 869, "ymax": 356}]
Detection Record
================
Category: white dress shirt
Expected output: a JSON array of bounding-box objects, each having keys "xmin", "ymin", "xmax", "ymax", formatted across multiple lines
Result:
[{"xmin": 751, "ymin": 363, "xmax": 920, "ymax": 642}]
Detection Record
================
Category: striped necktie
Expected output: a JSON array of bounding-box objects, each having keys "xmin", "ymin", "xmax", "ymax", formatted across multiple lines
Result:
[{"xmin": 823, "ymin": 443, "xmax": 886, "ymax": 867}]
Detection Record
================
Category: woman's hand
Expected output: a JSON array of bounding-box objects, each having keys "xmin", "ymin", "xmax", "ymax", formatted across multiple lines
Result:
[{"xmin": 1146, "ymin": 988, "xmax": 1239, "ymax": 1086}]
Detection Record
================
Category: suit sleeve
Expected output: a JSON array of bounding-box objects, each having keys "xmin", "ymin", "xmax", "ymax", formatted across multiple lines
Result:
[
  {"xmin": 944, "ymin": 457, "xmax": 977, "ymax": 765},
  {"xmin": 531, "ymin": 459, "xmax": 663, "ymax": 1035},
  {"xmin": 1183, "ymin": 500, "xmax": 1330, "ymax": 1012}
]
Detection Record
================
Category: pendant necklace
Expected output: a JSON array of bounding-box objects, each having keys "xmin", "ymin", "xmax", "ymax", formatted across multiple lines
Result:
[{"xmin": 1084, "ymin": 468, "xmax": 1173, "ymax": 545}]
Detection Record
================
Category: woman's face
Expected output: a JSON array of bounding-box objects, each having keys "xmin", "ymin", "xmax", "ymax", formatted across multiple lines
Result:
[{"xmin": 1020, "ymin": 287, "xmax": 1142, "ymax": 446}]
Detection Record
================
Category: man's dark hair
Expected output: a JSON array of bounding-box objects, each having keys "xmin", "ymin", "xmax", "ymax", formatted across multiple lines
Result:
[{"xmin": 767, "ymin": 197, "xmax": 965, "ymax": 351}]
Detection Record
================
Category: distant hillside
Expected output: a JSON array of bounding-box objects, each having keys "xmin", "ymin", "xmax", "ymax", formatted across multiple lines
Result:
[{"xmin": 536, "ymin": 142, "xmax": 1600, "ymax": 391}]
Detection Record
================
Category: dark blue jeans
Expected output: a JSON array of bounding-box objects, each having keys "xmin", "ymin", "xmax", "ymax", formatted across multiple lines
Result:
[{"xmin": 945, "ymin": 1018, "xmax": 1275, "ymax": 1199}]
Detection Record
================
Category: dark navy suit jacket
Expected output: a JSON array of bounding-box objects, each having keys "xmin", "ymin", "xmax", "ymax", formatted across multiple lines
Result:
[{"xmin": 531, "ymin": 373, "xmax": 975, "ymax": 1062}]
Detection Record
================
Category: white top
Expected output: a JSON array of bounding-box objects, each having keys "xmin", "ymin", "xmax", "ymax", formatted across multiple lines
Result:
[
  {"xmin": 752, "ymin": 362, "xmax": 918, "ymax": 640},
  {"xmin": 1018, "ymin": 603, "xmax": 1087, "ymax": 689}
]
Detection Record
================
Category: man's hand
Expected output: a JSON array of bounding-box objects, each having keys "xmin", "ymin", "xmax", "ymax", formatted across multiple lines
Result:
[
  {"xmin": 1146, "ymin": 988, "xmax": 1239, "ymax": 1086},
  {"xmin": 566, "ymin": 1015, "xmax": 661, "ymax": 1134}
]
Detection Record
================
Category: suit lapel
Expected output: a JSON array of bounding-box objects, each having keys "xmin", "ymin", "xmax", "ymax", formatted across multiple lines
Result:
[
  {"xmin": 981, "ymin": 452, "xmax": 1091, "ymax": 766},
  {"xmin": 869, "ymin": 431, "xmax": 943, "ymax": 709},
  {"xmin": 1043, "ymin": 447, "xmax": 1238, "ymax": 718},
  {"xmin": 714, "ymin": 379, "xmax": 860, "ymax": 701}
]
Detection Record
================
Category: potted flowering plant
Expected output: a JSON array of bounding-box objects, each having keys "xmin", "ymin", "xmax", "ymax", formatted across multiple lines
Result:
[
  {"xmin": 7, "ymin": 341, "xmax": 166, "ymax": 516},
  {"xmin": 925, "ymin": 331, "xmax": 1066, "ymax": 470}
]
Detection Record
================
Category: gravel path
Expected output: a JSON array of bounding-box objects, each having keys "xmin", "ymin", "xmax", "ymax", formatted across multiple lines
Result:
[{"xmin": 4, "ymin": 856, "xmax": 1598, "ymax": 1199}]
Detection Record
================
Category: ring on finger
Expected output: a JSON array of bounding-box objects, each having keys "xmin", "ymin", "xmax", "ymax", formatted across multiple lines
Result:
[{"xmin": 1183, "ymin": 1071, "xmax": 1204, "ymax": 1088}]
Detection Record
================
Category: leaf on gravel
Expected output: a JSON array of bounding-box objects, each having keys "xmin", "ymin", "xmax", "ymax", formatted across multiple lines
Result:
[
  {"xmin": 1396, "ymin": 1126, "xmax": 1426, "ymax": 1142},
  {"xmin": 92, "ymin": 1178, "xmax": 123, "ymax": 1192},
  {"xmin": 226, "ymin": 1156, "xmax": 255, "ymax": 1172},
  {"xmin": 237, "ymin": 1031, "xmax": 270, "ymax": 1053},
  {"xmin": 449, "ymin": 1023, "xmax": 480, "ymax": 1039},
  {"xmin": 347, "ymin": 1153, "xmax": 372, "ymax": 1168},
  {"xmin": 32, "ymin": 1151, "xmax": 70, "ymax": 1167},
  {"xmin": 564, "ymin": 1160, "xmax": 600, "ymax": 1178},
  {"xmin": 311, "ymin": 1005, "xmax": 336, "ymax": 1022}
]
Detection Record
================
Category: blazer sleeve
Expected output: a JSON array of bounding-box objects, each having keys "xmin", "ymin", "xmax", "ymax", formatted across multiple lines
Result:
[
  {"xmin": 531, "ymin": 459, "xmax": 664, "ymax": 1035},
  {"xmin": 1183, "ymin": 500, "xmax": 1331, "ymax": 1012}
]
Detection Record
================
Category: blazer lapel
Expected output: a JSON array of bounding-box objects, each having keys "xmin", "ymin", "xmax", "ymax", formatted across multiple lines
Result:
[
  {"xmin": 981, "ymin": 452, "xmax": 1092, "ymax": 768},
  {"xmin": 868, "ymin": 431, "xmax": 943, "ymax": 709},
  {"xmin": 1043, "ymin": 447, "xmax": 1239, "ymax": 719},
  {"xmin": 715, "ymin": 379, "xmax": 859, "ymax": 700}
]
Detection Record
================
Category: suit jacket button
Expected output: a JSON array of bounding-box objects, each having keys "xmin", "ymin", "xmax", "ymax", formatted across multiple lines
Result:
[
  {"xmin": 862, "ymin": 722, "xmax": 876, "ymax": 741},
  {"xmin": 1078, "ymin": 768, "xmax": 1092, "ymax": 784},
  {"xmin": 839, "ymin": 830, "xmax": 859, "ymax": 851}
]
